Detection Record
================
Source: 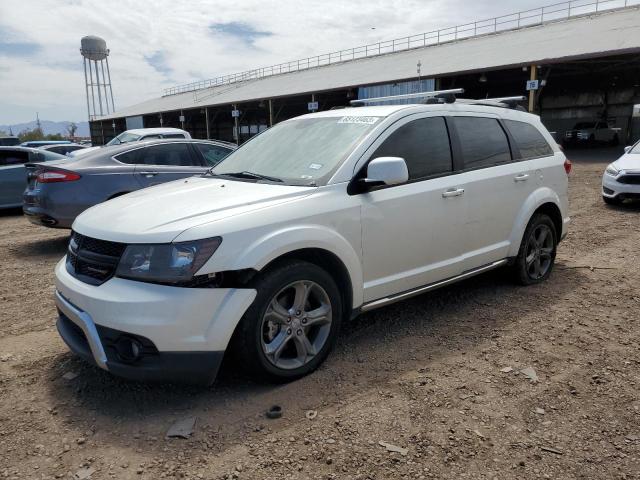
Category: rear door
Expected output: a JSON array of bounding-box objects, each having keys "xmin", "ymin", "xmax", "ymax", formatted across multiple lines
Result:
[
  {"xmin": 450, "ymin": 115, "xmax": 538, "ymax": 270},
  {"xmin": 132, "ymin": 143, "xmax": 206, "ymax": 187},
  {"xmin": 0, "ymin": 150, "xmax": 29, "ymax": 207}
]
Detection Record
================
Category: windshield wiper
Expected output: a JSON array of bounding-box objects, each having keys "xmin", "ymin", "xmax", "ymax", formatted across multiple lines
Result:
[{"xmin": 218, "ymin": 171, "xmax": 283, "ymax": 183}]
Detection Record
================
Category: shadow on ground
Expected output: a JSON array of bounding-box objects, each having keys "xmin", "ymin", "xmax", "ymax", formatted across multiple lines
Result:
[{"xmin": 44, "ymin": 263, "xmax": 588, "ymax": 449}]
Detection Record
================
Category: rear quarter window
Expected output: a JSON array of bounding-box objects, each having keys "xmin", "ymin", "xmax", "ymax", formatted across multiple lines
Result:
[{"xmin": 504, "ymin": 120, "xmax": 554, "ymax": 159}]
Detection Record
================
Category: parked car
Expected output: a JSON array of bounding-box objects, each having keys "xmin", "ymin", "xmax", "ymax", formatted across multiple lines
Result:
[
  {"xmin": 563, "ymin": 121, "xmax": 620, "ymax": 147},
  {"xmin": 0, "ymin": 136, "xmax": 20, "ymax": 146},
  {"xmin": 0, "ymin": 147, "xmax": 67, "ymax": 209},
  {"xmin": 21, "ymin": 140, "xmax": 72, "ymax": 148},
  {"xmin": 23, "ymin": 138, "xmax": 235, "ymax": 228},
  {"xmin": 39, "ymin": 143, "xmax": 87, "ymax": 155},
  {"xmin": 602, "ymin": 141, "xmax": 640, "ymax": 205},
  {"xmin": 72, "ymin": 128, "xmax": 192, "ymax": 157},
  {"xmin": 54, "ymin": 100, "xmax": 569, "ymax": 385}
]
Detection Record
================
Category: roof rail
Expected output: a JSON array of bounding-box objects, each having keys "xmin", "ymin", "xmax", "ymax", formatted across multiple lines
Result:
[
  {"xmin": 350, "ymin": 88, "xmax": 465, "ymax": 106},
  {"xmin": 457, "ymin": 96, "xmax": 527, "ymax": 110}
]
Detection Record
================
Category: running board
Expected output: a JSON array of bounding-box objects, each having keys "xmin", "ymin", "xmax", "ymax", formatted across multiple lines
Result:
[{"xmin": 360, "ymin": 259, "xmax": 508, "ymax": 312}]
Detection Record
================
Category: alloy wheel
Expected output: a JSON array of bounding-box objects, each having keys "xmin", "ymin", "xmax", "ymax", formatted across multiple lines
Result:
[
  {"xmin": 260, "ymin": 280, "xmax": 333, "ymax": 370},
  {"xmin": 525, "ymin": 224, "xmax": 554, "ymax": 280}
]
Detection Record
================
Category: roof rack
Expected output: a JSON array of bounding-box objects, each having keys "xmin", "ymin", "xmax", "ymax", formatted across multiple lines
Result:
[
  {"xmin": 349, "ymin": 91, "xmax": 528, "ymax": 110},
  {"xmin": 457, "ymin": 96, "xmax": 528, "ymax": 110},
  {"xmin": 350, "ymin": 89, "xmax": 465, "ymax": 106}
]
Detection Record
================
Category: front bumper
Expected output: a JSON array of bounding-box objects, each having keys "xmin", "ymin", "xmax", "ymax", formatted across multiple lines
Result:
[
  {"xmin": 54, "ymin": 258, "xmax": 257, "ymax": 384},
  {"xmin": 602, "ymin": 173, "xmax": 640, "ymax": 199}
]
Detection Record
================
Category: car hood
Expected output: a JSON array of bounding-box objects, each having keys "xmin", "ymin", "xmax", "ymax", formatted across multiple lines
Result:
[
  {"xmin": 613, "ymin": 153, "xmax": 640, "ymax": 172},
  {"xmin": 73, "ymin": 176, "xmax": 315, "ymax": 243}
]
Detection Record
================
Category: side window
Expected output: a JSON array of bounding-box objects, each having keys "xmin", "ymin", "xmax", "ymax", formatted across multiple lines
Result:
[
  {"xmin": 453, "ymin": 117, "xmax": 511, "ymax": 169},
  {"xmin": 195, "ymin": 143, "xmax": 232, "ymax": 166},
  {"xmin": 138, "ymin": 143, "xmax": 196, "ymax": 166},
  {"xmin": 504, "ymin": 120, "xmax": 554, "ymax": 160},
  {"xmin": 163, "ymin": 133, "xmax": 187, "ymax": 139},
  {"xmin": 140, "ymin": 135, "xmax": 161, "ymax": 140},
  {"xmin": 0, "ymin": 150, "xmax": 29, "ymax": 166},
  {"xmin": 114, "ymin": 149, "xmax": 140, "ymax": 164},
  {"xmin": 371, "ymin": 117, "xmax": 452, "ymax": 181}
]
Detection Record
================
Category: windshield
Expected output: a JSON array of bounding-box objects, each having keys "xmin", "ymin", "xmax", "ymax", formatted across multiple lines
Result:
[
  {"xmin": 212, "ymin": 116, "xmax": 380, "ymax": 186},
  {"xmin": 107, "ymin": 132, "xmax": 141, "ymax": 146},
  {"xmin": 630, "ymin": 142, "xmax": 640, "ymax": 154},
  {"xmin": 574, "ymin": 122, "xmax": 596, "ymax": 130}
]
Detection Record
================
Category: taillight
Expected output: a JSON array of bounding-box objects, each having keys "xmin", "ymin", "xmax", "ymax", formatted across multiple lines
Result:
[
  {"xmin": 564, "ymin": 159, "xmax": 572, "ymax": 175},
  {"xmin": 36, "ymin": 170, "xmax": 81, "ymax": 183}
]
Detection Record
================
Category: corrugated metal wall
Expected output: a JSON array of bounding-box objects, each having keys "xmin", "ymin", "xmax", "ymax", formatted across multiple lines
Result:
[{"xmin": 358, "ymin": 79, "xmax": 435, "ymax": 105}]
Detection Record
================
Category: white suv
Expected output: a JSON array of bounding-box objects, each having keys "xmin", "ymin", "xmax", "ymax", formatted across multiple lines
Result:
[{"xmin": 54, "ymin": 98, "xmax": 570, "ymax": 385}]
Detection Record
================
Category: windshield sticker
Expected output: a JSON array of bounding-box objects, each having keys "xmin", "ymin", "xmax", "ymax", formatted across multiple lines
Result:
[
  {"xmin": 308, "ymin": 163, "xmax": 323, "ymax": 170},
  {"xmin": 300, "ymin": 175, "xmax": 313, "ymax": 179},
  {"xmin": 338, "ymin": 116, "xmax": 379, "ymax": 125}
]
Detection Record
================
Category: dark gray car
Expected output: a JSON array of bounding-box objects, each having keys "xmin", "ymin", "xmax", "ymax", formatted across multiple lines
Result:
[
  {"xmin": 23, "ymin": 138, "xmax": 236, "ymax": 228},
  {"xmin": 0, "ymin": 147, "xmax": 67, "ymax": 209}
]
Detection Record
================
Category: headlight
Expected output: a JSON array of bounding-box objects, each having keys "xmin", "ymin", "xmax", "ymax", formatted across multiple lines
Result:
[
  {"xmin": 605, "ymin": 164, "xmax": 619, "ymax": 177},
  {"xmin": 116, "ymin": 237, "xmax": 221, "ymax": 284}
]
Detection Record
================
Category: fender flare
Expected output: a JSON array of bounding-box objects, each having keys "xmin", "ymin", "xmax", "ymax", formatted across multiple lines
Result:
[
  {"xmin": 507, "ymin": 187, "xmax": 562, "ymax": 258},
  {"xmin": 230, "ymin": 224, "xmax": 364, "ymax": 308}
]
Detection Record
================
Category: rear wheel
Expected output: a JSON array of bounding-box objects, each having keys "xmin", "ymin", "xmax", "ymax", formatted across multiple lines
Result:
[
  {"xmin": 233, "ymin": 261, "xmax": 342, "ymax": 382},
  {"xmin": 513, "ymin": 213, "xmax": 557, "ymax": 285}
]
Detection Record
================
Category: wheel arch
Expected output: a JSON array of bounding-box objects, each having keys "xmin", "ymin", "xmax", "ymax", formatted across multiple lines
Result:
[
  {"xmin": 260, "ymin": 247, "xmax": 354, "ymax": 321},
  {"xmin": 508, "ymin": 188, "xmax": 564, "ymax": 258}
]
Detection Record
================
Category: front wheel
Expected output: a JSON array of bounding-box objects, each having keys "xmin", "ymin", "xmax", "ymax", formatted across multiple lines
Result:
[
  {"xmin": 512, "ymin": 213, "xmax": 557, "ymax": 285},
  {"xmin": 232, "ymin": 260, "xmax": 343, "ymax": 382}
]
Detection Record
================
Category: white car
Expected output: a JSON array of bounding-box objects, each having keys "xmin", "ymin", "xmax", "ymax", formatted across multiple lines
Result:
[
  {"xmin": 563, "ymin": 121, "xmax": 620, "ymax": 147},
  {"xmin": 71, "ymin": 128, "xmax": 192, "ymax": 157},
  {"xmin": 54, "ymin": 96, "xmax": 570, "ymax": 385},
  {"xmin": 602, "ymin": 142, "xmax": 640, "ymax": 205}
]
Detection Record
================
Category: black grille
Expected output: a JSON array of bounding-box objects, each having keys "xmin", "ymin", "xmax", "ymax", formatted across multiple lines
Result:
[
  {"xmin": 618, "ymin": 174, "xmax": 640, "ymax": 185},
  {"xmin": 66, "ymin": 231, "xmax": 127, "ymax": 285}
]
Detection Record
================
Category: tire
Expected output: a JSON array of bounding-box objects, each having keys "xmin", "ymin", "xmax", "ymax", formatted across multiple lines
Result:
[
  {"xmin": 232, "ymin": 260, "xmax": 343, "ymax": 382},
  {"xmin": 603, "ymin": 195, "xmax": 622, "ymax": 206},
  {"xmin": 513, "ymin": 213, "xmax": 558, "ymax": 286}
]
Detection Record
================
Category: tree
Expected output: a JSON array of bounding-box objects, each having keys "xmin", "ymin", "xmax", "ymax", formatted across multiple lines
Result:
[
  {"xmin": 67, "ymin": 122, "xmax": 78, "ymax": 138},
  {"xmin": 19, "ymin": 127, "xmax": 44, "ymax": 142}
]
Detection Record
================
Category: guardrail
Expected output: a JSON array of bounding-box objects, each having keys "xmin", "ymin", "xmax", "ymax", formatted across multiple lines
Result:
[{"xmin": 162, "ymin": 0, "xmax": 639, "ymax": 97}]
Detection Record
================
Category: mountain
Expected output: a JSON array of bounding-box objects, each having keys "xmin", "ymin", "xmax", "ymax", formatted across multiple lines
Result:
[{"xmin": 0, "ymin": 120, "xmax": 90, "ymax": 137}]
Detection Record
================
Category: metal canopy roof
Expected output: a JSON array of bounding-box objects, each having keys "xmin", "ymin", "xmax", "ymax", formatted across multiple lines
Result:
[{"xmin": 98, "ymin": 5, "xmax": 640, "ymax": 121}]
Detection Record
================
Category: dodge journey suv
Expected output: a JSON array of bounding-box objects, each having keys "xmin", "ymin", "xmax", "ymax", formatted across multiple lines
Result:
[{"xmin": 54, "ymin": 94, "xmax": 570, "ymax": 385}]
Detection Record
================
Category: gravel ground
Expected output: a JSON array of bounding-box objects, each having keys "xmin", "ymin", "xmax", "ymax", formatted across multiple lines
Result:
[{"xmin": 0, "ymin": 152, "xmax": 639, "ymax": 480}]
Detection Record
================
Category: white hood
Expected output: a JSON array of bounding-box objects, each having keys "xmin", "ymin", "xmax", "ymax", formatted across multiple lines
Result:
[
  {"xmin": 613, "ymin": 152, "xmax": 640, "ymax": 172},
  {"xmin": 73, "ymin": 177, "xmax": 315, "ymax": 243}
]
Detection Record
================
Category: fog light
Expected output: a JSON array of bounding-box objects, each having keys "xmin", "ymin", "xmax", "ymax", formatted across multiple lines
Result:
[{"xmin": 115, "ymin": 336, "xmax": 143, "ymax": 363}]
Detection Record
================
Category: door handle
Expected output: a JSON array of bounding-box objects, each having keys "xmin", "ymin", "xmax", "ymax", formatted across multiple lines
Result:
[
  {"xmin": 514, "ymin": 173, "xmax": 530, "ymax": 182},
  {"xmin": 442, "ymin": 188, "xmax": 465, "ymax": 198},
  {"xmin": 138, "ymin": 171, "xmax": 158, "ymax": 178}
]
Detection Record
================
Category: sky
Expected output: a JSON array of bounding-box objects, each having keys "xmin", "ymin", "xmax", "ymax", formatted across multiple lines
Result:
[{"xmin": 0, "ymin": 0, "xmax": 552, "ymax": 124}]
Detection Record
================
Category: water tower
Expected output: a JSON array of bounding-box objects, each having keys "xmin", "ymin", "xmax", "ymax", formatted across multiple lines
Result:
[{"xmin": 80, "ymin": 36, "xmax": 115, "ymax": 120}]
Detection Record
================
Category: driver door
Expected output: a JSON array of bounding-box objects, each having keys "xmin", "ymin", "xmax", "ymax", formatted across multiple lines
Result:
[{"xmin": 358, "ymin": 115, "xmax": 467, "ymax": 303}]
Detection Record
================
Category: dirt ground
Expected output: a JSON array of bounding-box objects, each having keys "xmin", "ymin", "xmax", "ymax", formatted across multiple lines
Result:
[{"xmin": 0, "ymin": 151, "xmax": 639, "ymax": 480}]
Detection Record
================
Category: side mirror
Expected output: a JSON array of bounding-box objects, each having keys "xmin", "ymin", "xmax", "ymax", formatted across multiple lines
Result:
[
  {"xmin": 363, "ymin": 157, "xmax": 409, "ymax": 187},
  {"xmin": 624, "ymin": 146, "xmax": 632, "ymax": 153}
]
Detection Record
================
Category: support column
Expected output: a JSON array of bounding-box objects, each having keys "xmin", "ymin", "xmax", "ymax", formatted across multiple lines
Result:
[
  {"xmin": 233, "ymin": 103, "xmax": 239, "ymax": 145},
  {"xmin": 268, "ymin": 99, "xmax": 274, "ymax": 127},
  {"xmin": 529, "ymin": 64, "xmax": 537, "ymax": 113},
  {"xmin": 205, "ymin": 108, "xmax": 210, "ymax": 140}
]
